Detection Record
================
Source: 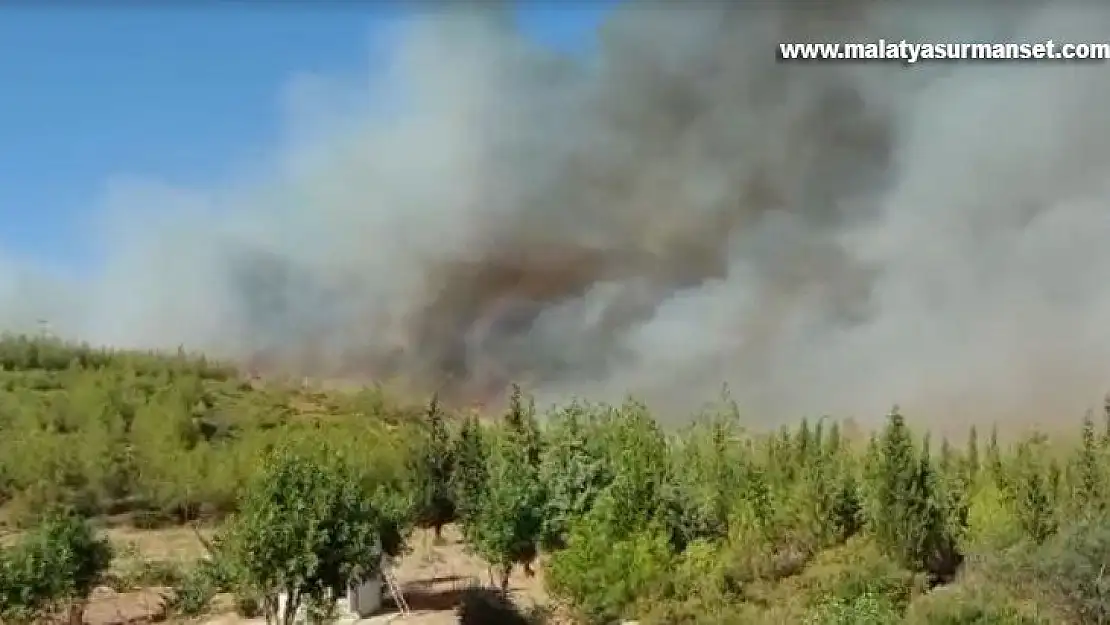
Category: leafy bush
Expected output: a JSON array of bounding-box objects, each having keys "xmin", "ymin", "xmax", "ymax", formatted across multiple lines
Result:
[
  {"xmin": 115, "ymin": 557, "xmax": 187, "ymax": 590},
  {"xmin": 904, "ymin": 581, "xmax": 1051, "ymax": 625},
  {"xmin": 986, "ymin": 514, "xmax": 1110, "ymax": 624},
  {"xmin": 167, "ymin": 564, "xmax": 220, "ymax": 617},
  {"xmin": 805, "ymin": 591, "xmax": 902, "ymax": 625},
  {"xmin": 0, "ymin": 508, "xmax": 113, "ymax": 623}
]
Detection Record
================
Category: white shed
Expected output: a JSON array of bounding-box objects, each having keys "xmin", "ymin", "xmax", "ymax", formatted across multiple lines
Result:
[
  {"xmin": 347, "ymin": 567, "xmax": 386, "ymax": 617},
  {"xmin": 276, "ymin": 542, "xmax": 391, "ymax": 622}
]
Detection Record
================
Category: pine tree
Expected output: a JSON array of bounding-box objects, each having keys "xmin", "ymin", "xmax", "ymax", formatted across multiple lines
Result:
[
  {"xmin": 1102, "ymin": 394, "xmax": 1110, "ymax": 449},
  {"xmin": 825, "ymin": 421, "xmax": 842, "ymax": 458},
  {"xmin": 867, "ymin": 407, "xmax": 963, "ymax": 581},
  {"xmin": 986, "ymin": 424, "xmax": 1004, "ymax": 487},
  {"xmin": 408, "ymin": 395, "xmax": 457, "ymax": 541},
  {"xmin": 964, "ymin": 425, "xmax": 980, "ymax": 483},
  {"xmin": 539, "ymin": 407, "xmax": 610, "ymax": 550},
  {"xmin": 794, "ymin": 417, "xmax": 813, "ymax": 467},
  {"xmin": 1076, "ymin": 412, "xmax": 1102, "ymax": 514},
  {"xmin": 1008, "ymin": 436, "xmax": 1058, "ymax": 544},
  {"xmin": 451, "ymin": 415, "xmax": 489, "ymax": 526},
  {"xmin": 938, "ymin": 436, "xmax": 953, "ymax": 475},
  {"xmin": 504, "ymin": 385, "xmax": 542, "ymax": 469},
  {"xmin": 812, "ymin": 417, "xmax": 826, "ymax": 457}
]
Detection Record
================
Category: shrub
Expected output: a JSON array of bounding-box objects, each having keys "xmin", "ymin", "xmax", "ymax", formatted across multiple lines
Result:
[
  {"xmin": 545, "ymin": 501, "xmax": 674, "ymax": 624},
  {"xmin": 904, "ymin": 581, "xmax": 1051, "ymax": 625},
  {"xmin": 805, "ymin": 591, "xmax": 902, "ymax": 625},
  {"xmin": 167, "ymin": 564, "xmax": 220, "ymax": 617},
  {"xmin": 989, "ymin": 514, "xmax": 1110, "ymax": 624},
  {"xmin": 0, "ymin": 508, "xmax": 113, "ymax": 624}
]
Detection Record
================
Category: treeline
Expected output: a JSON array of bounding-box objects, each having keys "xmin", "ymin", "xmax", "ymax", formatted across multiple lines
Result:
[
  {"xmin": 2, "ymin": 337, "xmax": 1110, "ymax": 624},
  {"xmin": 410, "ymin": 390, "xmax": 1110, "ymax": 624}
]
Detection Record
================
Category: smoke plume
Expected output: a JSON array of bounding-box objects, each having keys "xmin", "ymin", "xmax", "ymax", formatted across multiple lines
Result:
[{"xmin": 8, "ymin": 2, "xmax": 1110, "ymax": 427}]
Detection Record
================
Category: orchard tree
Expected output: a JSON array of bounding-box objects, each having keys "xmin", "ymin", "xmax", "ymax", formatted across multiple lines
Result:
[
  {"xmin": 463, "ymin": 432, "xmax": 546, "ymax": 591},
  {"xmin": 218, "ymin": 440, "xmax": 402, "ymax": 625}
]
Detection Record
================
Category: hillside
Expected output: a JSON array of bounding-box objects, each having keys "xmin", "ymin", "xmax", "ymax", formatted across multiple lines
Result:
[
  {"xmin": 0, "ymin": 335, "xmax": 422, "ymax": 527},
  {"xmin": 1, "ymin": 335, "xmax": 1110, "ymax": 625}
]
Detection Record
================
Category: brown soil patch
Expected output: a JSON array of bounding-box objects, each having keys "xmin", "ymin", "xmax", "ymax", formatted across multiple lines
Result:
[
  {"xmin": 105, "ymin": 526, "xmax": 213, "ymax": 564},
  {"xmin": 84, "ymin": 586, "xmax": 169, "ymax": 625}
]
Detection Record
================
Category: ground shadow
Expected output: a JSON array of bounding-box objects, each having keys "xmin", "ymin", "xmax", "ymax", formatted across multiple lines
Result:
[
  {"xmin": 402, "ymin": 574, "xmax": 473, "ymax": 589},
  {"xmin": 381, "ymin": 584, "xmax": 533, "ymax": 625},
  {"xmin": 379, "ymin": 575, "xmax": 536, "ymax": 612},
  {"xmin": 396, "ymin": 585, "xmax": 476, "ymax": 612},
  {"xmin": 455, "ymin": 587, "xmax": 533, "ymax": 625}
]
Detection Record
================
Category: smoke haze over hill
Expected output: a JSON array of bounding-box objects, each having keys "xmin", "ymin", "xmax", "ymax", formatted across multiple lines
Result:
[{"xmin": 6, "ymin": 2, "xmax": 1110, "ymax": 426}]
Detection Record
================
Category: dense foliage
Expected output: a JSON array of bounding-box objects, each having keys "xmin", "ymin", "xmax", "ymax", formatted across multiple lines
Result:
[
  {"xmin": 2, "ymin": 336, "xmax": 1110, "ymax": 624},
  {"xmin": 0, "ymin": 509, "xmax": 113, "ymax": 624}
]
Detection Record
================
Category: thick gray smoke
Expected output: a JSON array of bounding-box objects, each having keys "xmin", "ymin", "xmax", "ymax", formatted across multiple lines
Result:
[{"xmin": 7, "ymin": 2, "xmax": 1110, "ymax": 427}]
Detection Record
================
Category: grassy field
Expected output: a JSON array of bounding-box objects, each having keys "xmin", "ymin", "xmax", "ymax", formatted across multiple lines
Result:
[{"xmin": 2, "ymin": 335, "xmax": 1109, "ymax": 624}]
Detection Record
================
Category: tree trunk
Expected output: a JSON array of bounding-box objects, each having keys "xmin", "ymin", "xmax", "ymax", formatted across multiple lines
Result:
[
  {"xmin": 499, "ymin": 565, "xmax": 512, "ymax": 594},
  {"xmin": 66, "ymin": 602, "xmax": 84, "ymax": 625}
]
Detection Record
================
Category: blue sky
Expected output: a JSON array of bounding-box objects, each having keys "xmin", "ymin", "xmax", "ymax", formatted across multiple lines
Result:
[{"xmin": 0, "ymin": 1, "xmax": 619, "ymax": 270}]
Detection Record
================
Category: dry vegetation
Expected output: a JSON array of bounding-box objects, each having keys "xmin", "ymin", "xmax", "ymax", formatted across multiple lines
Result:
[{"xmin": 2, "ymin": 335, "xmax": 1110, "ymax": 624}]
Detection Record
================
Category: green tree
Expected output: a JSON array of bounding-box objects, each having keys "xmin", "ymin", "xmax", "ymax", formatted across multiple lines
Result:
[
  {"xmin": 601, "ymin": 401, "xmax": 670, "ymax": 535},
  {"xmin": 539, "ymin": 404, "xmax": 611, "ymax": 550},
  {"xmin": 503, "ymin": 384, "xmax": 542, "ymax": 469},
  {"xmin": 1102, "ymin": 395, "xmax": 1110, "ymax": 449},
  {"xmin": 546, "ymin": 495, "xmax": 673, "ymax": 624},
  {"xmin": 964, "ymin": 425, "xmax": 981, "ymax": 485},
  {"xmin": 1007, "ymin": 435, "xmax": 1059, "ymax": 545},
  {"xmin": 867, "ymin": 407, "xmax": 963, "ymax": 582},
  {"xmin": 986, "ymin": 425, "xmax": 1004, "ymax": 487},
  {"xmin": 461, "ymin": 423, "xmax": 545, "ymax": 591},
  {"xmin": 407, "ymin": 394, "xmax": 457, "ymax": 541},
  {"xmin": 218, "ymin": 440, "xmax": 394, "ymax": 625},
  {"xmin": 451, "ymin": 414, "xmax": 490, "ymax": 526},
  {"xmin": 1074, "ymin": 412, "xmax": 1103, "ymax": 515}
]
